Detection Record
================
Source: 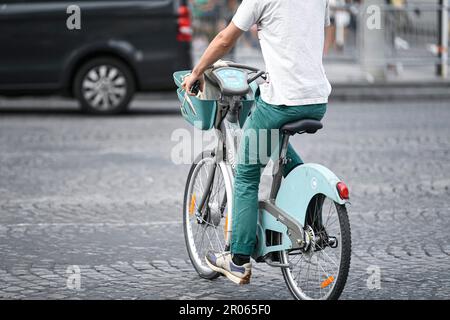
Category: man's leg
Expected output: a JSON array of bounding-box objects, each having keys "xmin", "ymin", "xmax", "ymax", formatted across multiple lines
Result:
[
  {"xmin": 204, "ymin": 108, "xmax": 263, "ymax": 285},
  {"xmin": 230, "ymin": 108, "xmax": 265, "ymax": 260},
  {"xmin": 231, "ymin": 162, "xmax": 261, "ymax": 257}
]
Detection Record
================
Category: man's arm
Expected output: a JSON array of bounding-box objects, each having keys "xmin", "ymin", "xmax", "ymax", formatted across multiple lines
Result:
[
  {"xmin": 181, "ymin": 22, "xmax": 243, "ymax": 95},
  {"xmin": 324, "ymin": 25, "xmax": 334, "ymax": 55}
]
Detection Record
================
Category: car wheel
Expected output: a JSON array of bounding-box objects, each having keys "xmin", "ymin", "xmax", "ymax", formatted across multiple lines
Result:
[{"xmin": 74, "ymin": 57, "xmax": 135, "ymax": 114}]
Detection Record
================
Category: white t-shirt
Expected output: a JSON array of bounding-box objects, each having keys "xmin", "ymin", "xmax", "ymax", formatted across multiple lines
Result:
[{"xmin": 232, "ymin": 0, "xmax": 332, "ymax": 106}]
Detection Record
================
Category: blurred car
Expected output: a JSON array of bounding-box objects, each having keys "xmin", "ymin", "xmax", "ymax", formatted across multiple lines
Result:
[{"xmin": 0, "ymin": 0, "xmax": 192, "ymax": 114}]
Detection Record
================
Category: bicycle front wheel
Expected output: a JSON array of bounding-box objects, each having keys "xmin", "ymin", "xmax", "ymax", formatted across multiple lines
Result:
[
  {"xmin": 183, "ymin": 151, "xmax": 232, "ymax": 279},
  {"xmin": 280, "ymin": 196, "xmax": 351, "ymax": 300}
]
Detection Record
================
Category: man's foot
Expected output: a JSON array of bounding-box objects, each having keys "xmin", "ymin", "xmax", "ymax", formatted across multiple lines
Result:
[{"xmin": 205, "ymin": 251, "xmax": 252, "ymax": 285}]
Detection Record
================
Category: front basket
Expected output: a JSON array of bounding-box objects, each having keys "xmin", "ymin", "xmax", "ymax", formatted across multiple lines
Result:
[{"xmin": 173, "ymin": 70, "xmax": 257, "ymax": 130}]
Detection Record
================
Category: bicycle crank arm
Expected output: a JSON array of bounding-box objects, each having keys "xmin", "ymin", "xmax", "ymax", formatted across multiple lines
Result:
[{"xmin": 259, "ymin": 200, "xmax": 305, "ymax": 249}]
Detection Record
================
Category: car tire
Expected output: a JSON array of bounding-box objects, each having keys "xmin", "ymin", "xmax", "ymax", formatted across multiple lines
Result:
[{"xmin": 74, "ymin": 57, "xmax": 135, "ymax": 114}]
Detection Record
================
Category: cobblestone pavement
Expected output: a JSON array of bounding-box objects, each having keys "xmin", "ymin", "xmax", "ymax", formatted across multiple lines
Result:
[{"xmin": 0, "ymin": 97, "xmax": 449, "ymax": 300}]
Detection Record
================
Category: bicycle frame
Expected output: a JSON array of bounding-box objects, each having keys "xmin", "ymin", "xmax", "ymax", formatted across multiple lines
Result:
[
  {"xmin": 176, "ymin": 63, "xmax": 351, "ymax": 299},
  {"xmin": 194, "ymin": 85, "xmax": 347, "ymax": 267}
]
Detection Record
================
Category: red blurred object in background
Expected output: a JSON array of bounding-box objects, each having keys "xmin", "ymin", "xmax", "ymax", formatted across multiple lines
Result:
[{"xmin": 177, "ymin": 5, "xmax": 192, "ymax": 42}]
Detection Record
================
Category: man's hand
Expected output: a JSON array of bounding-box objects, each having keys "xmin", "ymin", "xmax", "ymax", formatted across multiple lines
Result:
[{"xmin": 181, "ymin": 71, "xmax": 205, "ymax": 96}]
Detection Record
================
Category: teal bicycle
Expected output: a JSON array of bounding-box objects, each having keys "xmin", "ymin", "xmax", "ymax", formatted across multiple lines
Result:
[{"xmin": 173, "ymin": 62, "xmax": 351, "ymax": 300}]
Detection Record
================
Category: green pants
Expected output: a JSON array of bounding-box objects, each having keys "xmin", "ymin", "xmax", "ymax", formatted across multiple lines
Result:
[{"xmin": 231, "ymin": 94, "xmax": 327, "ymax": 255}]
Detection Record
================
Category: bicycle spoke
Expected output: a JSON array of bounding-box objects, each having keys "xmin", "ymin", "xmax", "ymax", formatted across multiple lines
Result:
[
  {"xmin": 203, "ymin": 226, "xmax": 214, "ymax": 251},
  {"xmin": 324, "ymin": 213, "xmax": 338, "ymax": 230},
  {"xmin": 197, "ymin": 225, "xmax": 208, "ymax": 256},
  {"xmin": 212, "ymin": 225, "xmax": 225, "ymax": 251},
  {"xmin": 312, "ymin": 196, "xmax": 319, "ymax": 227},
  {"xmin": 317, "ymin": 255, "xmax": 322, "ymax": 297},
  {"xmin": 315, "ymin": 243, "xmax": 339, "ymax": 268},
  {"xmin": 291, "ymin": 254, "xmax": 305, "ymax": 282},
  {"xmin": 305, "ymin": 256, "xmax": 311, "ymax": 294},
  {"xmin": 323, "ymin": 200, "xmax": 334, "ymax": 228},
  {"xmin": 290, "ymin": 253, "xmax": 305, "ymax": 271}
]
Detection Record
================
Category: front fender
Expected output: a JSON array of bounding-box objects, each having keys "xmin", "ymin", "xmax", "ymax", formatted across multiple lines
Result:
[{"xmin": 275, "ymin": 163, "xmax": 347, "ymax": 226}]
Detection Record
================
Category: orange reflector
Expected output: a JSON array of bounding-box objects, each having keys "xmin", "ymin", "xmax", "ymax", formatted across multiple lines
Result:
[
  {"xmin": 224, "ymin": 214, "xmax": 228, "ymax": 240},
  {"xmin": 189, "ymin": 194, "xmax": 196, "ymax": 216},
  {"xmin": 320, "ymin": 276, "xmax": 335, "ymax": 289}
]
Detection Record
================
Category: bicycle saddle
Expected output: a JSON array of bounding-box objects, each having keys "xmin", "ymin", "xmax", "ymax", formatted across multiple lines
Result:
[{"xmin": 281, "ymin": 119, "xmax": 323, "ymax": 135}]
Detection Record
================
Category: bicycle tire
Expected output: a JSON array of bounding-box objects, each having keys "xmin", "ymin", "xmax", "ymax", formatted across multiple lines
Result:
[
  {"xmin": 280, "ymin": 201, "xmax": 351, "ymax": 300},
  {"xmin": 183, "ymin": 151, "xmax": 232, "ymax": 280}
]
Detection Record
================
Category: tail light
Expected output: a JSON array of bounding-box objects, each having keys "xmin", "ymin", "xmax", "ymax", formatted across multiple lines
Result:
[
  {"xmin": 336, "ymin": 182, "xmax": 349, "ymax": 200},
  {"xmin": 177, "ymin": 5, "xmax": 192, "ymax": 42}
]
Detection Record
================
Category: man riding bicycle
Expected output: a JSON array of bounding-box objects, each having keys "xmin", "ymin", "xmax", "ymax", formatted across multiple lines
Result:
[{"xmin": 182, "ymin": 0, "xmax": 332, "ymax": 285}]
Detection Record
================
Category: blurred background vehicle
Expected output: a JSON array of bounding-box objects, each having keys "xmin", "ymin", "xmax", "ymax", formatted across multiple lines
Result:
[{"xmin": 0, "ymin": 0, "xmax": 192, "ymax": 114}]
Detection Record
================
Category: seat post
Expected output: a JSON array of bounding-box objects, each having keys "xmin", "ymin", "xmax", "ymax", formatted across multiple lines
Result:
[{"xmin": 269, "ymin": 132, "xmax": 290, "ymax": 200}]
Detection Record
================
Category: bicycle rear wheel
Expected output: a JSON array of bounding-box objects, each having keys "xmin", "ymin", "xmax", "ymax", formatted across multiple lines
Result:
[
  {"xmin": 280, "ymin": 196, "xmax": 351, "ymax": 300},
  {"xmin": 183, "ymin": 151, "xmax": 232, "ymax": 279}
]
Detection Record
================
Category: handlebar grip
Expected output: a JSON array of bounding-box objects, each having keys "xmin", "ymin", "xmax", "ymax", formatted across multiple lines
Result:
[{"xmin": 190, "ymin": 80, "xmax": 201, "ymax": 95}]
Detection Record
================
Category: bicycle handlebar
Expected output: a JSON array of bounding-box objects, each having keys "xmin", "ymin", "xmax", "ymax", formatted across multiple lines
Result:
[
  {"xmin": 247, "ymin": 70, "xmax": 266, "ymax": 84},
  {"xmin": 206, "ymin": 61, "xmax": 266, "ymax": 85},
  {"xmin": 223, "ymin": 62, "xmax": 261, "ymax": 72}
]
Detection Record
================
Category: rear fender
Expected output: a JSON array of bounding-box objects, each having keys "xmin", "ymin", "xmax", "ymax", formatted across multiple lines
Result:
[{"xmin": 275, "ymin": 163, "xmax": 347, "ymax": 226}]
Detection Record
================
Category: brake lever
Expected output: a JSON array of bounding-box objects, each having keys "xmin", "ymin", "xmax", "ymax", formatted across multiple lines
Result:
[{"xmin": 247, "ymin": 71, "xmax": 267, "ymax": 84}]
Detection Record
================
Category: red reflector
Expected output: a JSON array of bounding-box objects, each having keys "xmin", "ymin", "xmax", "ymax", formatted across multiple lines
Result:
[{"xmin": 336, "ymin": 182, "xmax": 349, "ymax": 200}]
